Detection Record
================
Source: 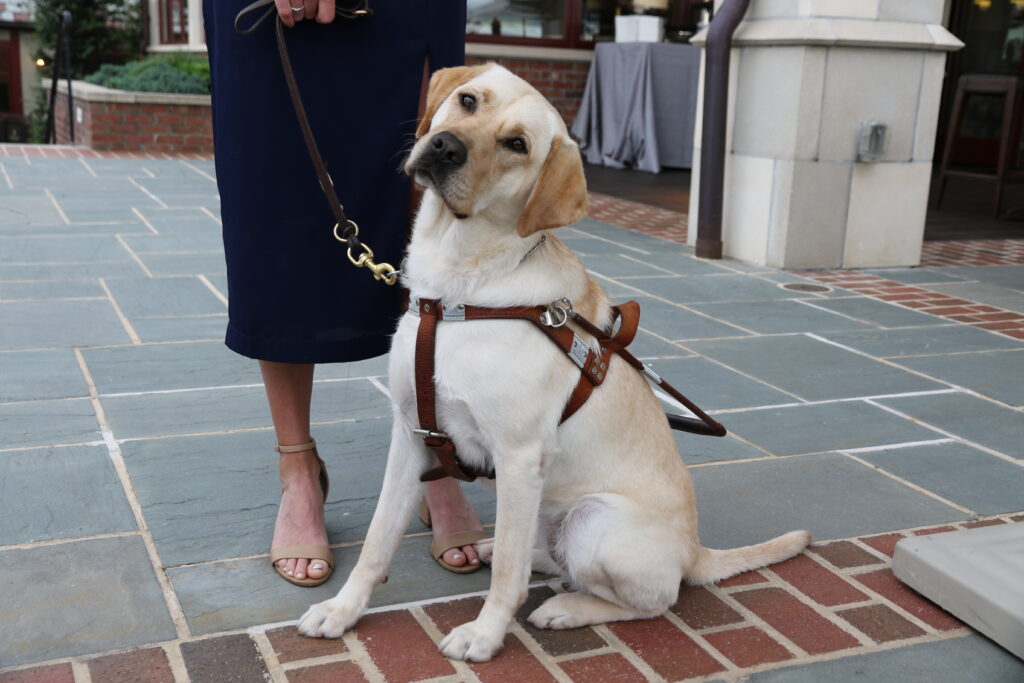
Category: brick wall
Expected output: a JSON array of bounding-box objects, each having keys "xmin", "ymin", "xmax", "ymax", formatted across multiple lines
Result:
[
  {"xmin": 52, "ymin": 89, "xmax": 213, "ymax": 155},
  {"xmin": 466, "ymin": 56, "xmax": 591, "ymax": 125}
]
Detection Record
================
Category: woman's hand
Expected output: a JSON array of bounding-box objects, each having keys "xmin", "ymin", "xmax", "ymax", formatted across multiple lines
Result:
[{"xmin": 274, "ymin": 0, "xmax": 335, "ymax": 27}]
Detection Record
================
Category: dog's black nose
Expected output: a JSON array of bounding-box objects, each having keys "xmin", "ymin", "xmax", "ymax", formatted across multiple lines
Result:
[{"xmin": 428, "ymin": 131, "xmax": 467, "ymax": 167}]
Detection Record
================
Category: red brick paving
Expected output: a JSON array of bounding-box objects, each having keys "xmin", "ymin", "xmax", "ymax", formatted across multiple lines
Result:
[
  {"xmin": 0, "ymin": 665, "xmax": 74, "ymax": 683},
  {"xmin": 837, "ymin": 604, "xmax": 927, "ymax": 643},
  {"xmin": 355, "ymin": 610, "xmax": 456, "ymax": 681},
  {"xmin": 559, "ymin": 653, "xmax": 648, "ymax": 682},
  {"xmin": 86, "ymin": 648, "xmax": 174, "ymax": 683},
  {"xmin": 671, "ymin": 585, "xmax": 744, "ymax": 630},
  {"xmin": 731, "ymin": 587, "xmax": 861, "ymax": 655},
  {"xmin": 770, "ymin": 554, "xmax": 870, "ymax": 607},
  {"xmin": 716, "ymin": 570, "xmax": 770, "ymax": 587},
  {"xmin": 266, "ymin": 626, "xmax": 348, "ymax": 663},
  {"xmin": 853, "ymin": 569, "xmax": 963, "ymax": 632},
  {"xmin": 809, "ymin": 541, "xmax": 885, "ymax": 569},
  {"xmin": 608, "ymin": 617, "xmax": 726, "ymax": 680},
  {"xmin": 704, "ymin": 626, "xmax": 793, "ymax": 668},
  {"xmin": 286, "ymin": 661, "xmax": 368, "ymax": 683},
  {"xmin": 860, "ymin": 533, "xmax": 905, "ymax": 558},
  {"xmin": 468, "ymin": 634, "xmax": 558, "ymax": 683}
]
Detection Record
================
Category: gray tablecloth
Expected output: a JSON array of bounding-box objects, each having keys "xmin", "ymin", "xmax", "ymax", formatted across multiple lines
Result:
[{"xmin": 572, "ymin": 42, "xmax": 701, "ymax": 173}]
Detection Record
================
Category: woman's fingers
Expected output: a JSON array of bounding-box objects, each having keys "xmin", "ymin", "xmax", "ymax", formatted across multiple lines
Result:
[
  {"xmin": 303, "ymin": 0, "xmax": 317, "ymax": 21},
  {"xmin": 316, "ymin": 0, "xmax": 336, "ymax": 23},
  {"xmin": 274, "ymin": 0, "xmax": 298, "ymax": 26}
]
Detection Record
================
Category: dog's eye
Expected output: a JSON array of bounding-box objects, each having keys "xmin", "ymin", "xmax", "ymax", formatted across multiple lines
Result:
[
  {"xmin": 460, "ymin": 94, "xmax": 476, "ymax": 111},
  {"xmin": 503, "ymin": 137, "xmax": 527, "ymax": 154}
]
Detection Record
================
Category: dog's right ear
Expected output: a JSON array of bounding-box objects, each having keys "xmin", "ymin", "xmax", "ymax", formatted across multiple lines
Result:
[{"xmin": 416, "ymin": 65, "xmax": 490, "ymax": 138}]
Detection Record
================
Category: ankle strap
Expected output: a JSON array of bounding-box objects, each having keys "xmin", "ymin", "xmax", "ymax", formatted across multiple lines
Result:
[{"xmin": 275, "ymin": 438, "xmax": 316, "ymax": 453}]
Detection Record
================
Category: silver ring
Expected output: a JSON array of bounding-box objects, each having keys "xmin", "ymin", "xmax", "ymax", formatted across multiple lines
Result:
[{"xmin": 290, "ymin": 5, "xmax": 303, "ymax": 13}]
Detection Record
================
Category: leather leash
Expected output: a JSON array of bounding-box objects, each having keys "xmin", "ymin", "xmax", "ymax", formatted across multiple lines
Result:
[
  {"xmin": 411, "ymin": 298, "xmax": 727, "ymax": 483},
  {"xmin": 235, "ymin": 0, "xmax": 399, "ymax": 285}
]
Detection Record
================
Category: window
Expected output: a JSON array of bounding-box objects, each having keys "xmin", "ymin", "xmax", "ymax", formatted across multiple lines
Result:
[
  {"xmin": 159, "ymin": 0, "xmax": 188, "ymax": 45},
  {"xmin": 467, "ymin": 0, "xmax": 618, "ymax": 48}
]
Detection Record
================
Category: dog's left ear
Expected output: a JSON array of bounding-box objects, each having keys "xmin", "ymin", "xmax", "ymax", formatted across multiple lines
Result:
[
  {"xmin": 517, "ymin": 137, "xmax": 588, "ymax": 237},
  {"xmin": 416, "ymin": 65, "xmax": 491, "ymax": 138}
]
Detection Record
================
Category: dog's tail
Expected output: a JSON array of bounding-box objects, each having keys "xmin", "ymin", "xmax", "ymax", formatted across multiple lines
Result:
[{"xmin": 686, "ymin": 530, "xmax": 812, "ymax": 586}]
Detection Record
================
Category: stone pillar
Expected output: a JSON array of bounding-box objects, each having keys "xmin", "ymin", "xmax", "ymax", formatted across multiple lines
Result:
[{"xmin": 688, "ymin": 0, "xmax": 962, "ymax": 269}]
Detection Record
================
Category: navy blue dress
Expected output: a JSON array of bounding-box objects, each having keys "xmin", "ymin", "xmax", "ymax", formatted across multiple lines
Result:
[{"xmin": 203, "ymin": 1, "xmax": 466, "ymax": 363}]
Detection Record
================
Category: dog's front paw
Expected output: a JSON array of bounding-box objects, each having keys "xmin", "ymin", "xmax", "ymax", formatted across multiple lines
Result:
[
  {"xmin": 475, "ymin": 537, "xmax": 495, "ymax": 565},
  {"xmin": 528, "ymin": 594, "xmax": 588, "ymax": 630},
  {"xmin": 297, "ymin": 598, "xmax": 361, "ymax": 639},
  {"xmin": 439, "ymin": 620, "xmax": 505, "ymax": 662}
]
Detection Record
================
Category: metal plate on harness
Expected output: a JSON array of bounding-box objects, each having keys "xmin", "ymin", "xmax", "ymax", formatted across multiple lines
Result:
[{"xmin": 569, "ymin": 335, "xmax": 589, "ymax": 369}]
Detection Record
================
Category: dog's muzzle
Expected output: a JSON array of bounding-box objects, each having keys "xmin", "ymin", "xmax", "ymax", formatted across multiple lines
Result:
[{"xmin": 412, "ymin": 131, "xmax": 467, "ymax": 183}]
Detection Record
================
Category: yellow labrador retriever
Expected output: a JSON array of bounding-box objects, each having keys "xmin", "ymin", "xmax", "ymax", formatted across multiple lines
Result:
[{"xmin": 297, "ymin": 64, "xmax": 810, "ymax": 662}]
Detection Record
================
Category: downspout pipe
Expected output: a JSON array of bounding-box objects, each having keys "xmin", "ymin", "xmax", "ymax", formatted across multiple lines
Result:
[{"xmin": 695, "ymin": 0, "xmax": 750, "ymax": 259}]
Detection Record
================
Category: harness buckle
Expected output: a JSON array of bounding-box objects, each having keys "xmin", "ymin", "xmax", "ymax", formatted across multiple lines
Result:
[
  {"xmin": 540, "ymin": 297, "xmax": 573, "ymax": 328},
  {"xmin": 413, "ymin": 428, "xmax": 449, "ymax": 440}
]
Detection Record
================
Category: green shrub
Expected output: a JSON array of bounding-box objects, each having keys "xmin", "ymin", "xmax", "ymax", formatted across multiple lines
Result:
[
  {"xmin": 85, "ymin": 58, "xmax": 209, "ymax": 94},
  {"xmin": 34, "ymin": 0, "xmax": 143, "ymax": 79}
]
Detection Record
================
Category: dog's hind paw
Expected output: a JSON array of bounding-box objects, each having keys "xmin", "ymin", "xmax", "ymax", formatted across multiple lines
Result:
[
  {"xmin": 296, "ymin": 598, "xmax": 361, "ymax": 639},
  {"xmin": 439, "ymin": 620, "xmax": 505, "ymax": 662},
  {"xmin": 528, "ymin": 596, "xmax": 588, "ymax": 630},
  {"xmin": 475, "ymin": 537, "xmax": 495, "ymax": 564}
]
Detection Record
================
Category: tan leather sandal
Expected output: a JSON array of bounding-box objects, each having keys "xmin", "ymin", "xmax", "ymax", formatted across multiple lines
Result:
[
  {"xmin": 271, "ymin": 439, "xmax": 335, "ymax": 587},
  {"xmin": 419, "ymin": 499, "xmax": 486, "ymax": 575}
]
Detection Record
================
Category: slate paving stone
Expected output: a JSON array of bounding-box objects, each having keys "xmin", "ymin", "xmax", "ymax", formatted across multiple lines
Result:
[
  {"xmin": 686, "ymin": 335, "xmax": 945, "ymax": 401},
  {"xmin": 645, "ymin": 356, "xmax": 794, "ymax": 410},
  {"xmin": 0, "ymin": 261, "xmax": 148, "ymax": 280},
  {"xmin": 859, "ymin": 267, "xmax": 969, "ymax": 285},
  {"xmin": 122, "ymin": 421, "xmax": 495, "ymax": 566},
  {"xmin": 202, "ymin": 273, "xmax": 229, "ymax": 300},
  {"xmin": 167, "ymin": 535, "xmax": 494, "ymax": 635},
  {"xmin": 138, "ymin": 253, "xmax": 227, "ymax": 276},
  {"xmin": 719, "ymin": 401, "xmax": 941, "ymax": 456},
  {"xmin": 0, "ymin": 279, "xmax": 106, "ymax": 301},
  {"xmin": 676, "ymin": 432, "xmax": 769, "ymax": 464},
  {"xmin": 121, "ymin": 234, "xmax": 224, "ymax": 253},
  {"xmin": 619, "ymin": 273, "xmax": 811, "ymax": 303},
  {"xmin": 690, "ymin": 453, "xmax": 966, "ymax": 547},
  {"xmin": 579, "ymin": 253, "xmax": 674, "ymax": 278},
  {"xmin": 0, "ymin": 195, "xmax": 65, "ymax": 225},
  {"xmin": 688, "ymin": 300, "xmax": 875, "ymax": 334},
  {"xmin": 0, "ymin": 398, "xmax": 100, "ymax": 449},
  {"xmin": 877, "ymin": 392, "xmax": 1024, "ymax": 459},
  {"xmin": 0, "ymin": 536, "xmax": 176, "ymax": 667},
  {"xmin": 923, "ymin": 281, "xmax": 1024, "ymax": 314},
  {"xmin": 895, "ymin": 349, "xmax": 1024, "ymax": 407},
  {"xmin": 0, "ymin": 349, "xmax": 90, "ymax": 402},
  {"xmin": 940, "ymin": 265, "xmax": 1024, "ymax": 291},
  {"xmin": 858, "ymin": 442, "xmax": 1024, "ymax": 515},
  {"xmin": 821, "ymin": 325, "xmax": 1023, "ymax": 358},
  {"xmin": 103, "ymin": 277, "xmax": 226, "ymax": 318},
  {"xmin": 129, "ymin": 315, "xmax": 230, "ymax": 343},
  {"xmin": 625, "ymin": 329, "xmax": 694, "ymax": 358},
  {"xmin": 0, "ymin": 299, "xmax": 132, "ymax": 349},
  {"xmin": 0, "ymin": 236, "xmax": 130, "ymax": 264},
  {"xmin": 100, "ymin": 378, "xmax": 390, "ymax": 439},
  {"xmin": 746, "ymin": 635, "xmax": 1024, "ymax": 682},
  {"xmin": 560, "ymin": 233, "xmax": 652, "ymax": 256},
  {"xmin": 83, "ymin": 341, "xmax": 259, "ymax": 394},
  {"xmin": 0, "ymin": 445, "xmax": 136, "ymax": 545},
  {"xmin": 621, "ymin": 296, "xmax": 750, "ymax": 341},
  {"xmin": 795, "ymin": 296, "xmax": 947, "ymax": 328}
]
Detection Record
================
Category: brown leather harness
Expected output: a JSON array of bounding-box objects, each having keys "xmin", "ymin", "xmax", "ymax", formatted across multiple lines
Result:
[{"xmin": 410, "ymin": 296, "xmax": 727, "ymax": 483}]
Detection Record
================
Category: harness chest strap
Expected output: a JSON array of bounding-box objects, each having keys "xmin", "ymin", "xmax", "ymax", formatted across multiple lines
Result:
[{"xmin": 411, "ymin": 298, "xmax": 641, "ymax": 483}]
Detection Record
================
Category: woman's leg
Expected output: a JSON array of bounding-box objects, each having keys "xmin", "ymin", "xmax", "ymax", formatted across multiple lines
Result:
[
  {"xmin": 425, "ymin": 477, "xmax": 484, "ymax": 567},
  {"xmin": 261, "ymin": 360, "xmax": 330, "ymax": 581}
]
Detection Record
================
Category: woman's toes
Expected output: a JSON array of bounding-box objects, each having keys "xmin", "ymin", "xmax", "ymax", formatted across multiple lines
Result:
[
  {"xmin": 277, "ymin": 559, "xmax": 289, "ymax": 572},
  {"xmin": 294, "ymin": 558, "xmax": 309, "ymax": 580},
  {"xmin": 307, "ymin": 560, "xmax": 328, "ymax": 579},
  {"xmin": 285, "ymin": 558, "xmax": 298, "ymax": 576},
  {"xmin": 462, "ymin": 544, "xmax": 480, "ymax": 565},
  {"xmin": 441, "ymin": 548, "xmax": 467, "ymax": 567}
]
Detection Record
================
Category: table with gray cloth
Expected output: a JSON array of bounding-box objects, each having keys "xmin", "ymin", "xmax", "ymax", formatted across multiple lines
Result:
[{"xmin": 572, "ymin": 42, "xmax": 701, "ymax": 173}]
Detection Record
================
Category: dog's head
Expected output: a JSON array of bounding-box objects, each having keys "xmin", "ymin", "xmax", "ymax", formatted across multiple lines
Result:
[{"xmin": 405, "ymin": 64, "xmax": 588, "ymax": 237}]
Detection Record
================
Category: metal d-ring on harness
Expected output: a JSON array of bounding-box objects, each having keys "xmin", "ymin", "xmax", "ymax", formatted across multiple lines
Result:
[
  {"xmin": 234, "ymin": 0, "xmax": 399, "ymax": 285},
  {"xmin": 411, "ymin": 297, "xmax": 728, "ymax": 483}
]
